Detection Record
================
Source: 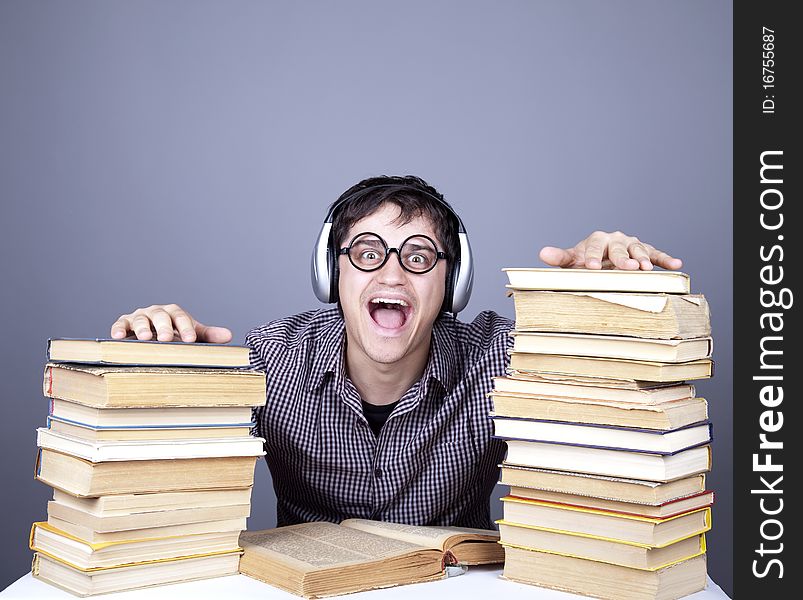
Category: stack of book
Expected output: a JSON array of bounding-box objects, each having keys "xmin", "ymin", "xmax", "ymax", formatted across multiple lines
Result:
[
  {"xmin": 493, "ymin": 268, "xmax": 715, "ymax": 600},
  {"xmin": 29, "ymin": 338, "xmax": 267, "ymax": 596}
]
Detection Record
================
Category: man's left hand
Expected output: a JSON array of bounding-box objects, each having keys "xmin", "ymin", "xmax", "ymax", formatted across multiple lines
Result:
[{"xmin": 539, "ymin": 230, "xmax": 683, "ymax": 271}]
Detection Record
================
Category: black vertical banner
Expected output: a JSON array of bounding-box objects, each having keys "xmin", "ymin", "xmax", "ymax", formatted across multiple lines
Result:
[{"xmin": 733, "ymin": 1, "xmax": 798, "ymax": 597}]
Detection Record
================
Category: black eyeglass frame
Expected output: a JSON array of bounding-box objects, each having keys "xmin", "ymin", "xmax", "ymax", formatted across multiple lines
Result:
[{"xmin": 338, "ymin": 231, "xmax": 447, "ymax": 275}]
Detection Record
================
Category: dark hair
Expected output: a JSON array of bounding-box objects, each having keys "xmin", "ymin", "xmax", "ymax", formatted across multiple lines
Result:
[{"xmin": 330, "ymin": 175, "xmax": 459, "ymax": 263}]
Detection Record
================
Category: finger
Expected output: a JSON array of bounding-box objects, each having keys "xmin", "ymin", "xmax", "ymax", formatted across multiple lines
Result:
[
  {"xmin": 163, "ymin": 305, "xmax": 197, "ymax": 342},
  {"xmin": 130, "ymin": 314, "xmax": 155, "ymax": 340},
  {"xmin": 147, "ymin": 308, "xmax": 176, "ymax": 342},
  {"xmin": 627, "ymin": 241, "xmax": 654, "ymax": 271},
  {"xmin": 644, "ymin": 244, "xmax": 684, "ymax": 270},
  {"xmin": 194, "ymin": 322, "xmax": 233, "ymax": 344},
  {"xmin": 581, "ymin": 232, "xmax": 610, "ymax": 270},
  {"xmin": 539, "ymin": 246, "xmax": 578, "ymax": 268},
  {"xmin": 110, "ymin": 316, "xmax": 132, "ymax": 339},
  {"xmin": 607, "ymin": 239, "xmax": 640, "ymax": 270}
]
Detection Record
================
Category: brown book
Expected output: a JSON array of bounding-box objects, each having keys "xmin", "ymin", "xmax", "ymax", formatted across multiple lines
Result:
[
  {"xmin": 491, "ymin": 393, "xmax": 708, "ymax": 430},
  {"xmin": 32, "ymin": 551, "xmax": 241, "ymax": 597},
  {"xmin": 499, "ymin": 465, "xmax": 707, "ymax": 505},
  {"xmin": 239, "ymin": 520, "xmax": 504, "ymax": 598},
  {"xmin": 508, "ymin": 290, "xmax": 710, "ymax": 339},
  {"xmin": 509, "ymin": 353, "xmax": 713, "ymax": 383},
  {"xmin": 505, "ymin": 371, "xmax": 696, "ymax": 391},
  {"xmin": 36, "ymin": 449, "xmax": 258, "ymax": 497},
  {"xmin": 502, "ymin": 547, "xmax": 707, "ymax": 600},
  {"xmin": 43, "ymin": 363, "xmax": 267, "ymax": 408},
  {"xmin": 493, "ymin": 375, "xmax": 696, "ymax": 403}
]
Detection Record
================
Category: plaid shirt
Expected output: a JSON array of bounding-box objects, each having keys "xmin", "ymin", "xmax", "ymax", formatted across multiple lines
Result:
[{"xmin": 246, "ymin": 308, "xmax": 513, "ymax": 529}]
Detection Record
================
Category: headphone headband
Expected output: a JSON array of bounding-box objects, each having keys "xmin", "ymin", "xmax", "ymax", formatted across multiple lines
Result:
[{"xmin": 323, "ymin": 184, "xmax": 467, "ymax": 234}]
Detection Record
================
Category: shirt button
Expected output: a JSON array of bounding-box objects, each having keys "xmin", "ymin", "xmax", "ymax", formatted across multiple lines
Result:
[{"xmin": 374, "ymin": 468, "xmax": 383, "ymax": 479}]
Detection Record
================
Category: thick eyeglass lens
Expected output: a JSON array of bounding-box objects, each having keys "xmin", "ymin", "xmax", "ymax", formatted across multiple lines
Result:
[
  {"xmin": 348, "ymin": 234, "xmax": 387, "ymax": 269},
  {"xmin": 399, "ymin": 236, "xmax": 438, "ymax": 272}
]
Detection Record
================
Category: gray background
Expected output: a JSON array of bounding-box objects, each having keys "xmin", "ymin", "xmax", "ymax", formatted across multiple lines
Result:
[{"xmin": 0, "ymin": 0, "xmax": 733, "ymax": 595}]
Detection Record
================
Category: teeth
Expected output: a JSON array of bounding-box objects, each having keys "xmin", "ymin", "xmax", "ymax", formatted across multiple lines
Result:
[{"xmin": 370, "ymin": 298, "xmax": 409, "ymax": 307}]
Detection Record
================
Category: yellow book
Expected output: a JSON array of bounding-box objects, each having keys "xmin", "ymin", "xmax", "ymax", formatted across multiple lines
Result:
[
  {"xmin": 497, "ymin": 519, "xmax": 707, "ymax": 570},
  {"xmin": 501, "ymin": 496, "xmax": 711, "ymax": 547},
  {"xmin": 29, "ymin": 521, "xmax": 242, "ymax": 571}
]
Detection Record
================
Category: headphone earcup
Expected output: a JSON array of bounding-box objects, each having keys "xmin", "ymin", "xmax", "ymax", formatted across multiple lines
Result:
[
  {"xmin": 441, "ymin": 259, "xmax": 458, "ymax": 313},
  {"xmin": 311, "ymin": 223, "xmax": 336, "ymax": 304},
  {"xmin": 448, "ymin": 232, "xmax": 474, "ymax": 313},
  {"xmin": 328, "ymin": 242, "xmax": 340, "ymax": 304}
]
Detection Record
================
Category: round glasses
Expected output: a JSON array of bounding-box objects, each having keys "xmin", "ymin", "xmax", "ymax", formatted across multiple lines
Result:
[{"xmin": 339, "ymin": 232, "xmax": 447, "ymax": 274}]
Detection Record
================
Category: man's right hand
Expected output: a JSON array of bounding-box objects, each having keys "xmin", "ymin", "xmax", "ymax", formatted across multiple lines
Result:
[{"xmin": 110, "ymin": 304, "xmax": 233, "ymax": 343}]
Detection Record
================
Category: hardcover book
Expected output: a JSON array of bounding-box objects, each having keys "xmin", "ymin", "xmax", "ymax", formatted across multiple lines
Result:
[
  {"xmin": 508, "ymin": 353, "xmax": 714, "ymax": 383},
  {"xmin": 501, "ymin": 546, "xmax": 707, "ymax": 600},
  {"xmin": 502, "ymin": 268, "xmax": 692, "ymax": 294},
  {"xmin": 493, "ymin": 375, "xmax": 696, "ymax": 404},
  {"xmin": 32, "ymin": 551, "xmax": 241, "ymax": 597},
  {"xmin": 43, "ymin": 363, "xmax": 267, "ymax": 408},
  {"xmin": 502, "ymin": 440, "xmax": 712, "ymax": 482},
  {"xmin": 498, "ymin": 465, "xmax": 707, "ymax": 505},
  {"xmin": 508, "ymin": 290, "xmax": 710, "ymax": 339},
  {"xmin": 36, "ymin": 428, "xmax": 266, "ymax": 462},
  {"xmin": 509, "ymin": 332, "xmax": 713, "ymax": 363},
  {"xmin": 497, "ymin": 521, "xmax": 706, "ymax": 571},
  {"xmin": 47, "ymin": 338, "xmax": 252, "ymax": 368},
  {"xmin": 492, "ymin": 418, "xmax": 712, "ymax": 454},
  {"xmin": 36, "ymin": 449, "xmax": 259, "ymax": 496},
  {"xmin": 500, "ymin": 497, "xmax": 712, "ymax": 547},
  {"xmin": 490, "ymin": 393, "xmax": 708, "ymax": 430},
  {"xmin": 239, "ymin": 519, "xmax": 504, "ymax": 598}
]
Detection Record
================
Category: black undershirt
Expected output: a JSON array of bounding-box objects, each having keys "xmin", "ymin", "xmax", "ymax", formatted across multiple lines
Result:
[{"xmin": 361, "ymin": 400, "xmax": 399, "ymax": 437}]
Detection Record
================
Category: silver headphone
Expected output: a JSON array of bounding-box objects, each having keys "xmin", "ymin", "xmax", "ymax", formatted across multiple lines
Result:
[{"xmin": 310, "ymin": 183, "xmax": 474, "ymax": 314}]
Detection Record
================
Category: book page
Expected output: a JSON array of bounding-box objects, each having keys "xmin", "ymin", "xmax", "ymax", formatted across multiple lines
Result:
[
  {"xmin": 240, "ymin": 522, "xmax": 428, "ymax": 571},
  {"xmin": 340, "ymin": 519, "xmax": 499, "ymax": 550}
]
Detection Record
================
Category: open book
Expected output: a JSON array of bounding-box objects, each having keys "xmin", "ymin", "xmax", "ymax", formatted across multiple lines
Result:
[{"xmin": 238, "ymin": 519, "xmax": 504, "ymax": 598}]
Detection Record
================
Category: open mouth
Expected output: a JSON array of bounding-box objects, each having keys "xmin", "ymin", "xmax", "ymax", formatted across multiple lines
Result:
[{"xmin": 367, "ymin": 297, "xmax": 412, "ymax": 331}]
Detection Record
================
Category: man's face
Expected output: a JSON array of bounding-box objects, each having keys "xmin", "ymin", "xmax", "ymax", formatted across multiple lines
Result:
[{"xmin": 338, "ymin": 203, "xmax": 447, "ymax": 367}]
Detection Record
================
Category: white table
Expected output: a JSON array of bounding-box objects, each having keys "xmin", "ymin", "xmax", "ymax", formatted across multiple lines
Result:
[{"xmin": 2, "ymin": 565, "xmax": 730, "ymax": 599}]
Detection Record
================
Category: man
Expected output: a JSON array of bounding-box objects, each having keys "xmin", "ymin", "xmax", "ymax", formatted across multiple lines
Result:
[{"xmin": 109, "ymin": 175, "xmax": 682, "ymax": 529}]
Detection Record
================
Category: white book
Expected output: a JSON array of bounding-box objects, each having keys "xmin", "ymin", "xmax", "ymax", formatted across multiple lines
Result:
[
  {"xmin": 503, "ymin": 267, "xmax": 691, "ymax": 294},
  {"xmin": 503, "ymin": 440, "xmax": 711, "ymax": 482},
  {"xmin": 49, "ymin": 399, "xmax": 255, "ymax": 427},
  {"xmin": 37, "ymin": 428, "xmax": 265, "ymax": 462},
  {"xmin": 492, "ymin": 418, "xmax": 711, "ymax": 454}
]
